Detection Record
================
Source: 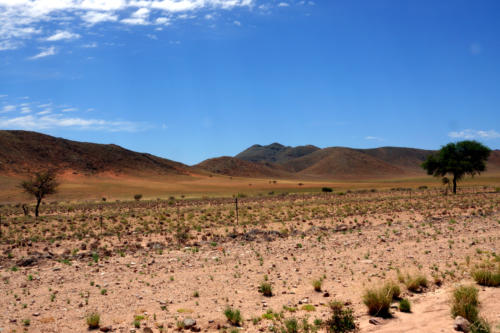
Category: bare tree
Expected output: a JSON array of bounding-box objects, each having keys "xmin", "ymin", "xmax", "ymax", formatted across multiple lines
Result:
[{"xmin": 20, "ymin": 170, "xmax": 59, "ymax": 217}]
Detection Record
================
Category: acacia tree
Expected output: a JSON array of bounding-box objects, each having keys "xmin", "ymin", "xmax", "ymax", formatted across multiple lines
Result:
[
  {"xmin": 20, "ymin": 170, "xmax": 59, "ymax": 217},
  {"xmin": 422, "ymin": 140, "xmax": 491, "ymax": 194}
]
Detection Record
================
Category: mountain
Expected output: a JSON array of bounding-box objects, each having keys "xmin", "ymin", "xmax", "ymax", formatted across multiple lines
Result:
[
  {"xmin": 236, "ymin": 143, "xmax": 320, "ymax": 164},
  {"xmin": 228, "ymin": 142, "xmax": 436, "ymax": 179},
  {"xmin": 1, "ymin": 131, "xmax": 498, "ymax": 181},
  {"xmin": 194, "ymin": 156, "xmax": 292, "ymax": 178},
  {"xmin": 0, "ymin": 130, "xmax": 190, "ymax": 176}
]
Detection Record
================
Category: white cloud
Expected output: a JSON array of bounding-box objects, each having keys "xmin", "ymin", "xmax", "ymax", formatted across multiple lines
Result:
[
  {"xmin": 278, "ymin": 2, "xmax": 289, "ymax": 7},
  {"xmin": 46, "ymin": 30, "xmax": 80, "ymax": 41},
  {"xmin": 0, "ymin": 94, "xmax": 7, "ymax": 98},
  {"xmin": 81, "ymin": 11, "xmax": 118, "ymax": 25},
  {"xmin": 1, "ymin": 104, "xmax": 16, "ymax": 113},
  {"xmin": 0, "ymin": 114, "xmax": 144, "ymax": 132},
  {"xmin": 448, "ymin": 129, "xmax": 500, "ymax": 140},
  {"xmin": 20, "ymin": 106, "xmax": 31, "ymax": 113},
  {"xmin": 121, "ymin": 7, "xmax": 150, "ymax": 25},
  {"xmin": 82, "ymin": 42, "xmax": 98, "ymax": 48},
  {"xmin": 29, "ymin": 46, "xmax": 56, "ymax": 59},
  {"xmin": 62, "ymin": 107, "xmax": 77, "ymax": 112},
  {"xmin": 155, "ymin": 16, "xmax": 170, "ymax": 25},
  {"xmin": 233, "ymin": 20, "xmax": 241, "ymax": 26},
  {"xmin": 365, "ymin": 136, "xmax": 384, "ymax": 141},
  {"xmin": 0, "ymin": 0, "xmax": 255, "ymax": 51}
]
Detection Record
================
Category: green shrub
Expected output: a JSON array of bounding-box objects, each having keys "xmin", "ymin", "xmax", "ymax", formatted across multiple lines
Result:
[
  {"xmin": 259, "ymin": 282, "xmax": 273, "ymax": 297},
  {"xmin": 283, "ymin": 318, "xmax": 299, "ymax": 333},
  {"xmin": 404, "ymin": 273, "xmax": 428, "ymax": 292},
  {"xmin": 322, "ymin": 187, "xmax": 333, "ymax": 193},
  {"xmin": 325, "ymin": 301, "xmax": 357, "ymax": 333},
  {"xmin": 451, "ymin": 285, "xmax": 479, "ymax": 323},
  {"xmin": 86, "ymin": 312, "xmax": 100, "ymax": 329},
  {"xmin": 301, "ymin": 304, "xmax": 315, "ymax": 312},
  {"xmin": 472, "ymin": 269, "xmax": 500, "ymax": 287},
  {"xmin": 134, "ymin": 194, "xmax": 142, "ymax": 201},
  {"xmin": 470, "ymin": 317, "xmax": 491, "ymax": 333},
  {"xmin": 383, "ymin": 281, "xmax": 401, "ymax": 300},
  {"xmin": 362, "ymin": 286, "xmax": 392, "ymax": 318},
  {"xmin": 312, "ymin": 279, "xmax": 322, "ymax": 292},
  {"xmin": 399, "ymin": 299, "xmax": 411, "ymax": 313},
  {"xmin": 472, "ymin": 262, "xmax": 500, "ymax": 287},
  {"xmin": 224, "ymin": 307, "xmax": 242, "ymax": 326}
]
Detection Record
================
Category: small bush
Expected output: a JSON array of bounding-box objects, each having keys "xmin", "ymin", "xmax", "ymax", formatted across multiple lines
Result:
[
  {"xmin": 134, "ymin": 194, "xmax": 142, "ymax": 201},
  {"xmin": 325, "ymin": 301, "xmax": 357, "ymax": 333},
  {"xmin": 301, "ymin": 304, "xmax": 316, "ymax": 312},
  {"xmin": 86, "ymin": 312, "xmax": 100, "ymax": 329},
  {"xmin": 470, "ymin": 317, "xmax": 491, "ymax": 333},
  {"xmin": 451, "ymin": 285, "xmax": 479, "ymax": 323},
  {"xmin": 472, "ymin": 269, "xmax": 500, "ymax": 287},
  {"xmin": 399, "ymin": 299, "xmax": 411, "ymax": 313},
  {"xmin": 362, "ymin": 286, "xmax": 392, "ymax": 317},
  {"xmin": 322, "ymin": 187, "xmax": 333, "ymax": 193},
  {"xmin": 224, "ymin": 307, "xmax": 242, "ymax": 326},
  {"xmin": 259, "ymin": 282, "xmax": 273, "ymax": 297},
  {"xmin": 312, "ymin": 279, "xmax": 323, "ymax": 292},
  {"xmin": 404, "ymin": 273, "xmax": 428, "ymax": 292},
  {"xmin": 284, "ymin": 318, "xmax": 299, "ymax": 333},
  {"xmin": 383, "ymin": 281, "xmax": 401, "ymax": 300},
  {"xmin": 472, "ymin": 262, "xmax": 500, "ymax": 287}
]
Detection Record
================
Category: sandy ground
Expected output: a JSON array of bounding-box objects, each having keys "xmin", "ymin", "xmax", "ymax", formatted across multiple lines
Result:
[{"xmin": 0, "ymin": 190, "xmax": 499, "ymax": 332}]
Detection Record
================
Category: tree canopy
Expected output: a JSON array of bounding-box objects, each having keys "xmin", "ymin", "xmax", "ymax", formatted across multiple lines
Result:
[
  {"xmin": 421, "ymin": 140, "xmax": 491, "ymax": 193},
  {"xmin": 20, "ymin": 170, "xmax": 59, "ymax": 217}
]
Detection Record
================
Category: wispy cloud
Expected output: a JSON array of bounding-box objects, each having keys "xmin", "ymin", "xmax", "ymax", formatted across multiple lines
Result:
[
  {"xmin": 278, "ymin": 2, "xmax": 290, "ymax": 7},
  {"xmin": 365, "ymin": 136, "xmax": 384, "ymax": 141},
  {"xmin": 29, "ymin": 46, "xmax": 56, "ymax": 59},
  {"xmin": 0, "ymin": 114, "xmax": 144, "ymax": 132},
  {"xmin": 1, "ymin": 104, "xmax": 15, "ymax": 113},
  {"xmin": 448, "ymin": 129, "xmax": 500, "ymax": 140},
  {"xmin": 82, "ymin": 42, "xmax": 98, "ymax": 48},
  {"xmin": 46, "ymin": 30, "xmax": 80, "ymax": 41},
  {"xmin": 0, "ymin": 97, "xmax": 147, "ymax": 132}
]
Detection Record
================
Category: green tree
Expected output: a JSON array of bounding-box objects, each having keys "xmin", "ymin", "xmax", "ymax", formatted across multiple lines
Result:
[
  {"xmin": 20, "ymin": 170, "xmax": 59, "ymax": 217},
  {"xmin": 422, "ymin": 141, "xmax": 491, "ymax": 194}
]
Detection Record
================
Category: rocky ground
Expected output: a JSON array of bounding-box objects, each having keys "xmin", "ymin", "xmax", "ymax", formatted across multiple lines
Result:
[{"xmin": 0, "ymin": 189, "xmax": 499, "ymax": 332}]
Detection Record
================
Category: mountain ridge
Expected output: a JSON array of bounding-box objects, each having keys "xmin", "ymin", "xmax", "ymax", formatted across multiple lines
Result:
[{"xmin": 1, "ymin": 130, "xmax": 499, "ymax": 180}]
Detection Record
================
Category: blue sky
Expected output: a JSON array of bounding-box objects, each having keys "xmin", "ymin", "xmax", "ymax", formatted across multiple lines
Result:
[{"xmin": 0, "ymin": 0, "xmax": 499, "ymax": 165}]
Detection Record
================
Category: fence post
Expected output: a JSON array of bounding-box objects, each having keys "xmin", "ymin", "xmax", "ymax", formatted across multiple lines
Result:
[{"xmin": 235, "ymin": 198, "xmax": 239, "ymax": 225}]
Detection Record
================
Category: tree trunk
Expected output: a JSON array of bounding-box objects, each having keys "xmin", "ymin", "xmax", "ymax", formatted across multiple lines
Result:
[
  {"xmin": 452, "ymin": 175, "xmax": 457, "ymax": 194},
  {"xmin": 35, "ymin": 197, "xmax": 41, "ymax": 217}
]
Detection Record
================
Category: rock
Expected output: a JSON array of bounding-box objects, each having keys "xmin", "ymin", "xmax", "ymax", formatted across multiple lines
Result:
[
  {"xmin": 298, "ymin": 298, "xmax": 309, "ymax": 304},
  {"xmin": 453, "ymin": 316, "xmax": 470, "ymax": 332},
  {"xmin": 143, "ymin": 328, "xmax": 153, "ymax": 333},
  {"xmin": 17, "ymin": 257, "xmax": 37, "ymax": 267},
  {"xmin": 99, "ymin": 326, "xmax": 112, "ymax": 332},
  {"xmin": 369, "ymin": 318, "xmax": 381, "ymax": 325},
  {"xmin": 323, "ymin": 292, "xmax": 330, "ymax": 297},
  {"xmin": 183, "ymin": 318, "xmax": 196, "ymax": 329}
]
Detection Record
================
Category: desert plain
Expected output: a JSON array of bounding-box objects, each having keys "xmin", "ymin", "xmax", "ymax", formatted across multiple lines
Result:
[{"xmin": 0, "ymin": 184, "xmax": 498, "ymax": 333}]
